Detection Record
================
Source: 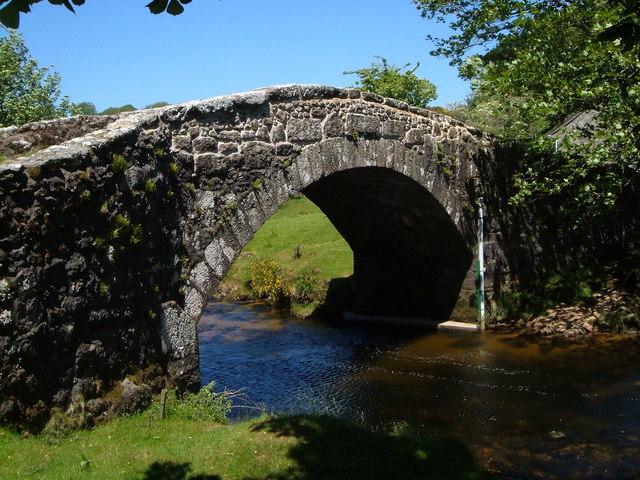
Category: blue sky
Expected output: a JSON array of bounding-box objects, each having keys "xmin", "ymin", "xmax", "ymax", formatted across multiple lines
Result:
[{"xmin": 12, "ymin": 0, "xmax": 470, "ymax": 112}]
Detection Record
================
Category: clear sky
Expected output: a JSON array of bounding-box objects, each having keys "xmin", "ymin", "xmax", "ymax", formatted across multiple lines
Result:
[{"xmin": 10, "ymin": 0, "xmax": 470, "ymax": 112}]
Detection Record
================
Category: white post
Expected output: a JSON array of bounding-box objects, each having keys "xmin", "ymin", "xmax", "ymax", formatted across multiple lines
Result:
[{"xmin": 477, "ymin": 198, "xmax": 486, "ymax": 331}]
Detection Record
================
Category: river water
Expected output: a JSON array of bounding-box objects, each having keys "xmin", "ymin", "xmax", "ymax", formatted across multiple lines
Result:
[{"xmin": 198, "ymin": 301, "xmax": 640, "ymax": 480}]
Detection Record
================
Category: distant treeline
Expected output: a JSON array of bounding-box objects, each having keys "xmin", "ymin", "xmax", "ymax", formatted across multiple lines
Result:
[{"xmin": 75, "ymin": 101, "xmax": 170, "ymax": 116}]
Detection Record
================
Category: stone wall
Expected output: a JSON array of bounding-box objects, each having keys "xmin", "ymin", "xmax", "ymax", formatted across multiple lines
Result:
[{"xmin": 0, "ymin": 85, "xmax": 505, "ymax": 426}]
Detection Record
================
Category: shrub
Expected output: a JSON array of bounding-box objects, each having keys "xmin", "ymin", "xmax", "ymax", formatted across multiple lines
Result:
[
  {"xmin": 249, "ymin": 259, "xmax": 287, "ymax": 305},
  {"xmin": 491, "ymin": 267, "xmax": 598, "ymax": 321},
  {"xmin": 290, "ymin": 268, "xmax": 322, "ymax": 305},
  {"xmin": 163, "ymin": 382, "xmax": 231, "ymax": 423}
]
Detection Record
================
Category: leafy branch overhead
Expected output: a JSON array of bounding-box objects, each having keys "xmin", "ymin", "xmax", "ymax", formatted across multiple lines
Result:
[
  {"xmin": 0, "ymin": 0, "xmax": 193, "ymax": 28},
  {"xmin": 414, "ymin": 0, "xmax": 640, "ymax": 225}
]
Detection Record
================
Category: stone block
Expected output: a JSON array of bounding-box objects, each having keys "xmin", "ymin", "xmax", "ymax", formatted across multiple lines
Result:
[
  {"xmin": 298, "ymin": 144, "xmax": 324, "ymax": 186},
  {"xmin": 217, "ymin": 130, "xmax": 241, "ymax": 141},
  {"xmin": 204, "ymin": 234, "xmax": 239, "ymax": 279},
  {"xmin": 218, "ymin": 142, "xmax": 238, "ymax": 154},
  {"xmin": 192, "ymin": 136, "xmax": 217, "ymax": 153},
  {"xmin": 238, "ymin": 191, "xmax": 266, "ymax": 233},
  {"xmin": 171, "ymin": 135, "xmax": 192, "ymax": 151},
  {"xmin": 345, "ymin": 114, "xmax": 380, "ymax": 136},
  {"xmin": 382, "ymin": 120, "xmax": 406, "ymax": 139},
  {"xmin": 361, "ymin": 91, "xmax": 384, "ymax": 103},
  {"xmin": 322, "ymin": 112, "xmax": 344, "ymax": 138},
  {"xmin": 404, "ymin": 128, "xmax": 428, "ymax": 146},
  {"xmin": 232, "ymin": 90, "xmax": 268, "ymax": 107},
  {"xmin": 183, "ymin": 286, "xmax": 206, "ymax": 321},
  {"xmin": 188, "ymin": 261, "xmax": 218, "ymax": 297},
  {"xmin": 123, "ymin": 166, "xmax": 147, "ymax": 191},
  {"xmin": 242, "ymin": 141, "xmax": 276, "ymax": 169},
  {"xmin": 287, "ymin": 118, "xmax": 323, "ymax": 142},
  {"xmin": 270, "ymin": 123, "xmax": 286, "ymax": 143},
  {"xmin": 194, "ymin": 153, "xmax": 227, "ymax": 177},
  {"xmin": 160, "ymin": 301, "xmax": 197, "ymax": 356},
  {"xmin": 299, "ymin": 85, "xmax": 349, "ymax": 100}
]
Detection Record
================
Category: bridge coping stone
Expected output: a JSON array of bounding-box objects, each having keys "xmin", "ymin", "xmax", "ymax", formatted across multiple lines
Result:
[{"xmin": 0, "ymin": 84, "xmax": 472, "ymax": 172}]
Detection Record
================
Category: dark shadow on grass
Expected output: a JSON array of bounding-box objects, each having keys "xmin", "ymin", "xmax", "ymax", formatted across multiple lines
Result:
[
  {"xmin": 139, "ymin": 461, "xmax": 221, "ymax": 480},
  {"xmin": 249, "ymin": 415, "xmax": 494, "ymax": 480}
]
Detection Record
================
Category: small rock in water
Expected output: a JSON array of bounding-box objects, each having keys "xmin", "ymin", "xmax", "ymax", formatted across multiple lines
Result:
[{"xmin": 548, "ymin": 430, "xmax": 566, "ymax": 439}]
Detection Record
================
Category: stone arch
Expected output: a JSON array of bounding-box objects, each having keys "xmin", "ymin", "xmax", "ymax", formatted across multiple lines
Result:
[{"xmin": 0, "ymin": 85, "xmax": 500, "ymax": 423}]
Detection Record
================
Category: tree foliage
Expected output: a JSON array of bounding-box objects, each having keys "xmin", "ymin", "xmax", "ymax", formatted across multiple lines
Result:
[
  {"xmin": 0, "ymin": 0, "xmax": 193, "ymax": 28},
  {"xmin": 73, "ymin": 101, "xmax": 96, "ymax": 115},
  {"xmin": 344, "ymin": 56, "xmax": 437, "ymax": 108},
  {"xmin": 99, "ymin": 104, "xmax": 136, "ymax": 115},
  {"xmin": 414, "ymin": 0, "xmax": 640, "ymax": 224},
  {"xmin": 0, "ymin": 30, "xmax": 73, "ymax": 127},
  {"xmin": 144, "ymin": 101, "xmax": 169, "ymax": 109}
]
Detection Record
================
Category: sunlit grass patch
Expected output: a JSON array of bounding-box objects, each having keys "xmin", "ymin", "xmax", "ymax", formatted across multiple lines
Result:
[{"xmin": 1, "ymin": 413, "xmax": 492, "ymax": 480}]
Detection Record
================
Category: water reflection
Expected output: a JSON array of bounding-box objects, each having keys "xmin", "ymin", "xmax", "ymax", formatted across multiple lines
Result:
[{"xmin": 198, "ymin": 301, "xmax": 640, "ymax": 479}]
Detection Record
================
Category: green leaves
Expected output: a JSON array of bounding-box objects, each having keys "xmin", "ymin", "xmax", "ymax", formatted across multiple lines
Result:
[
  {"xmin": 414, "ymin": 0, "xmax": 640, "ymax": 227},
  {"xmin": 146, "ymin": 0, "xmax": 192, "ymax": 16},
  {"xmin": 344, "ymin": 56, "xmax": 437, "ymax": 107},
  {"xmin": 0, "ymin": 0, "xmax": 193, "ymax": 27},
  {"xmin": 0, "ymin": 0, "xmax": 85, "ymax": 28},
  {"xmin": 0, "ymin": 31, "xmax": 74, "ymax": 126},
  {"xmin": 0, "ymin": 0, "xmax": 35, "ymax": 29}
]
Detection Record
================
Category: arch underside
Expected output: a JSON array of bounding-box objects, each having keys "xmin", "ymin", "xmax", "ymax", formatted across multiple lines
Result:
[{"xmin": 303, "ymin": 167, "xmax": 473, "ymax": 319}]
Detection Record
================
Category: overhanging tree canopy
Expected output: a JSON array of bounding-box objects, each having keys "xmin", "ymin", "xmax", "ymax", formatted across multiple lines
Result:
[
  {"xmin": 414, "ymin": 0, "xmax": 640, "ymax": 224},
  {"xmin": 0, "ymin": 0, "xmax": 193, "ymax": 28}
]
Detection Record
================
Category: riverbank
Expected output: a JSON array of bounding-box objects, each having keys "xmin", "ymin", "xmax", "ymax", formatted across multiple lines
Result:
[
  {"xmin": 493, "ymin": 286, "xmax": 640, "ymax": 337},
  {"xmin": 0, "ymin": 411, "xmax": 493, "ymax": 480}
]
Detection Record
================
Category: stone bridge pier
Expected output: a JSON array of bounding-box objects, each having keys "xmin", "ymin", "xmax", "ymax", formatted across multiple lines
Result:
[{"xmin": 0, "ymin": 85, "xmax": 507, "ymax": 425}]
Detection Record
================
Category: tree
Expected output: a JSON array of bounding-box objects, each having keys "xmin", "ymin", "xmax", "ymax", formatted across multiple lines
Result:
[
  {"xmin": 413, "ymin": 0, "xmax": 640, "ymax": 224},
  {"xmin": 144, "ymin": 101, "xmax": 169, "ymax": 109},
  {"xmin": 73, "ymin": 101, "xmax": 96, "ymax": 115},
  {"xmin": 344, "ymin": 56, "xmax": 437, "ymax": 108},
  {"xmin": 0, "ymin": 0, "xmax": 194, "ymax": 28},
  {"xmin": 99, "ymin": 104, "xmax": 136, "ymax": 115},
  {"xmin": 0, "ymin": 30, "xmax": 74, "ymax": 127}
]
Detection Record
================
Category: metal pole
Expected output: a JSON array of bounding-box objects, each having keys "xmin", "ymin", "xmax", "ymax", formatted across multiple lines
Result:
[{"xmin": 476, "ymin": 198, "xmax": 486, "ymax": 331}]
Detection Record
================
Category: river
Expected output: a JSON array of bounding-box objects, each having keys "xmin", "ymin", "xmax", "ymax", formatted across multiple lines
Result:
[{"xmin": 198, "ymin": 301, "xmax": 640, "ymax": 480}]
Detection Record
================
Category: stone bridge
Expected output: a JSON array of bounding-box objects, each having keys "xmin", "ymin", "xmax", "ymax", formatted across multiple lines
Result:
[{"xmin": 0, "ymin": 85, "xmax": 509, "ymax": 425}]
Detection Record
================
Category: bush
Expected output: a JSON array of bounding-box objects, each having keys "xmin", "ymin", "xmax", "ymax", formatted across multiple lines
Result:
[
  {"xmin": 249, "ymin": 260, "xmax": 288, "ymax": 305},
  {"xmin": 492, "ymin": 267, "xmax": 598, "ymax": 321},
  {"xmin": 290, "ymin": 268, "xmax": 322, "ymax": 305},
  {"xmin": 163, "ymin": 382, "xmax": 231, "ymax": 423}
]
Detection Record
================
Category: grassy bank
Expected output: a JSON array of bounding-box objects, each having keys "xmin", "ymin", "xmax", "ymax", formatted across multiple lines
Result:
[
  {"xmin": 1, "ymin": 412, "xmax": 493, "ymax": 480},
  {"xmin": 218, "ymin": 195, "xmax": 353, "ymax": 316}
]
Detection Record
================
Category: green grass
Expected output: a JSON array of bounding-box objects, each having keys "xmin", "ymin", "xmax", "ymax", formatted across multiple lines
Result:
[
  {"xmin": 220, "ymin": 195, "xmax": 353, "ymax": 304},
  {"xmin": 0, "ymin": 413, "xmax": 493, "ymax": 480}
]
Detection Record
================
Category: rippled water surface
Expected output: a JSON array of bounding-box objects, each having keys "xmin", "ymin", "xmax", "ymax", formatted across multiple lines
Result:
[{"xmin": 198, "ymin": 301, "xmax": 640, "ymax": 479}]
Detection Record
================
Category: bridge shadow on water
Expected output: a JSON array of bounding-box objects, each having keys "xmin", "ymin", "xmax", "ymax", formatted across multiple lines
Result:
[{"xmin": 136, "ymin": 415, "xmax": 492, "ymax": 480}]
